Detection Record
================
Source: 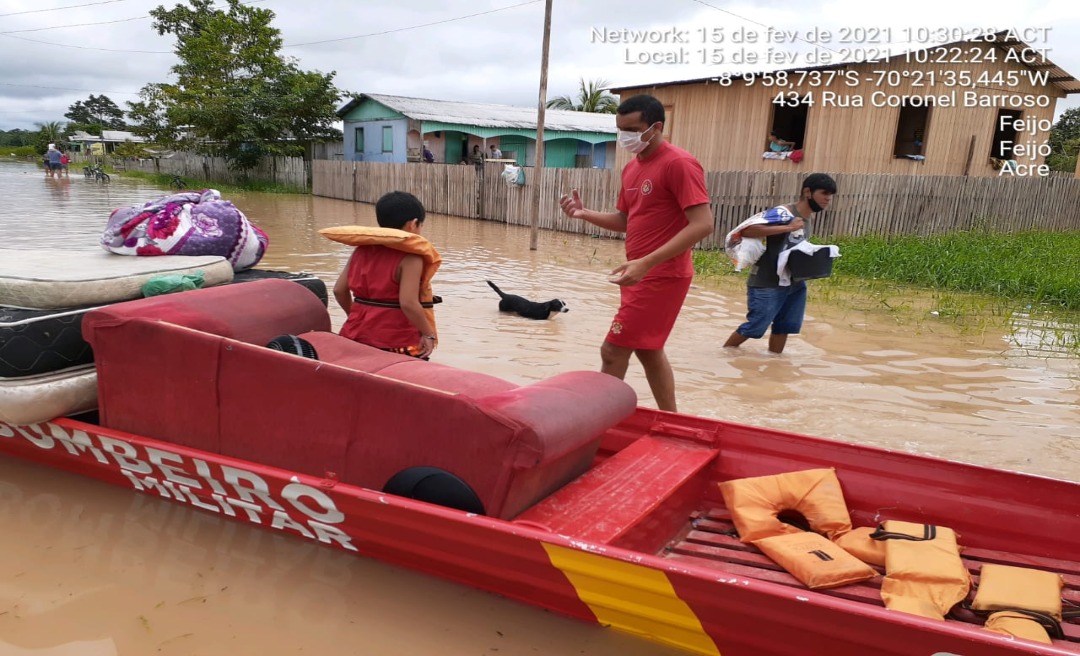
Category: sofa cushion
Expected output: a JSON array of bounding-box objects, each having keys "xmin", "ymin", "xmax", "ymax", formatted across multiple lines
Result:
[
  {"xmin": 84, "ymin": 279, "xmax": 639, "ymax": 519},
  {"xmin": 300, "ymin": 331, "xmax": 516, "ymax": 397}
]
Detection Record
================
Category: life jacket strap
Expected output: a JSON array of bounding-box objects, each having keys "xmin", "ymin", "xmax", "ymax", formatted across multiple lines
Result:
[
  {"xmin": 354, "ymin": 295, "xmax": 443, "ymax": 309},
  {"xmin": 870, "ymin": 524, "xmax": 937, "ymax": 541}
]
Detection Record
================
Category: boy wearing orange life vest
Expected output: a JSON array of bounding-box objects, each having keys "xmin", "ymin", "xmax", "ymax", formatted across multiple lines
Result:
[{"xmin": 332, "ymin": 191, "xmax": 440, "ymax": 359}]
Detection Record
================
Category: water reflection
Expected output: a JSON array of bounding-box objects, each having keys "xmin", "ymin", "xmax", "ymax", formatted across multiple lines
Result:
[
  {"xmin": 0, "ymin": 458, "xmax": 687, "ymax": 656},
  {"xmin": 1008, "ymin": 311, "xmax": 1080, "ymax": 356},
  {"xmin": 1, "ymin": 155, "xmax": 1078, "ymax": 654},
  {"xmin": 1, "ymin": 157, "xmax": 1077, "ymax": 480}
]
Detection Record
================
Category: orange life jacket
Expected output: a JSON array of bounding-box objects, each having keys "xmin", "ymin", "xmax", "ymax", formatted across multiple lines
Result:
[
  {"xmin": 974, "ymin": 563, "xmax": 1065, "ymax": 645},
  {"xmin": 871, "ymin": 520, "xmax": 970, "ymax": 620},
  {"xmin": 753, "ymin": 531, "xmax": 877, "ymax": 590},
  {"xmin": 718, "ymin": 468, "xmax": 852, "ymax": 543},
  {"xmin": 320, "ymin": 225, "xmax": 442, "ymax": 336}
]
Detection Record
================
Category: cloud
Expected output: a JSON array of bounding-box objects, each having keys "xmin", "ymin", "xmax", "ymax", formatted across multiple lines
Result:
[{"xmin": 1, "ymin": 0, "xmax": 1078, "ymax": 130}]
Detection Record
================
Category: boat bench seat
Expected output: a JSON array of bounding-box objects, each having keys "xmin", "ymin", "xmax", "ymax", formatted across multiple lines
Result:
[
  {"xmin": 514, "ymin": 435, "xmax": 719, "ymax": 550},
  {"xmin": 82, "ymin": 279, "xmax": 638, "ymax": 520}
]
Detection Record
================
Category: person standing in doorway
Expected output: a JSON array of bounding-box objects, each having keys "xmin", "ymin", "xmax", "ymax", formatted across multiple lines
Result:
[
  {"xmin": 723, "ymin": 173, "xmax": 837, "ymax": 354},
  {"xmin": 558, "ymin": 94, "xmax": 713, "ymax": 412},
  {"xmin": 488, "ymin": 144, "xmax": 502, "ymax": 159}
]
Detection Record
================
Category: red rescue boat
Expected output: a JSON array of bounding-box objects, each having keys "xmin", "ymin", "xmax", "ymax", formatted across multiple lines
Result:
[{"xmin": 1, "ymin": 278, "xmax": 1077, "ymax": 656}]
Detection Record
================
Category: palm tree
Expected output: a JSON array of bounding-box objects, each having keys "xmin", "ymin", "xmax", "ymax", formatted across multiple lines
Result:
[
  {"xmin": 34, "ymin": 120, "xmax": 67, "ymax": 151},
  {"xmin": 546, "ymin": 78, "xmax": 618, "ymax": 113}
]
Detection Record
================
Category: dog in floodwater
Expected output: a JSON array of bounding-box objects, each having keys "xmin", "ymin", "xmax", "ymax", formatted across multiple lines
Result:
[{"xmin": 486, "ymin": 281, "xmax": 569, "ymax": 320}]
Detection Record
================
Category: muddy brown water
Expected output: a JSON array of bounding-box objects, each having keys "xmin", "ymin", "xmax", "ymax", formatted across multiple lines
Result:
[{"xmin": 1, "ymin": 160, "xmax": 1077, "ymax": 654}]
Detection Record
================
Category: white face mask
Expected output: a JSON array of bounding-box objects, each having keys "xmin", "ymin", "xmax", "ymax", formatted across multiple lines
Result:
[{"xmin": 617, "ymin": 124, "xmax": 656, "ymax": 154}]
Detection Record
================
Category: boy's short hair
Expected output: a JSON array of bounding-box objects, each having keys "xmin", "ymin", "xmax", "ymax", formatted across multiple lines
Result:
[
  {"xmin": 617, "ymin": 94, "xmax": 665, "ymax": 125},
  {"xmin": 802, "ymin": 173, "xmax": 837, "ymax": 194},
  {"xmin": 375, "ymin": 191, "xmax": 425, "ymax": 229}
]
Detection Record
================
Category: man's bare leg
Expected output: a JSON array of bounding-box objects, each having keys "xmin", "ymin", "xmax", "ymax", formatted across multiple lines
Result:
[
  {"xmin": 724, "ymin": 331, "xmax": 748, "ymax": 348},
  {"xmin": 768, "ymin": 333, "xmax": 788, "ymax": 354},
  {"xmin": 600, "ymin": 340, "xmax": 632, "ymax": 379},
  {"xmin": 635, "ymin": 348, "xmax": 677, "ymax": 412}
]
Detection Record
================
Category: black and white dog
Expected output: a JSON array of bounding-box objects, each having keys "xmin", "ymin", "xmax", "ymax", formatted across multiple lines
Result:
[{"xmin": 486, "ymin": 280, "xmax": 569, "ymax": 320}]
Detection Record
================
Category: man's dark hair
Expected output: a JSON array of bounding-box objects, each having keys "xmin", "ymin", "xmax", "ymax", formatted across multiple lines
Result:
[
  {"xmin": 375, "ymin": 191, "xmax": 425, "ymax": 229},
  {"xmin": 617, "ymin": 94, "xmax": 665, "ymax": 125},
  {"xmin": 802, "ymin": 173, "xmax": 837, "ymax": 194}
]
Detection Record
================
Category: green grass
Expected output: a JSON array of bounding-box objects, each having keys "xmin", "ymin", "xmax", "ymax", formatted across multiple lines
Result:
[
  {"xmin": 119, "ymin": 169, "xmax": 307, "ymax": 195},
  {"xmin": 695, "ymin": 230, "xmax": 1080, "ymax": 311},
  {"xmin": 694, "ymin": 230, "xmax": 1080, "ymax": 352}
]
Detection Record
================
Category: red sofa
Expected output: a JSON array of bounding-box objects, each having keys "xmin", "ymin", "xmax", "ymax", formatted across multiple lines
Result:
[{"xmin": 82, "ymin": 279, "xmax": 637, "ymax": 519}]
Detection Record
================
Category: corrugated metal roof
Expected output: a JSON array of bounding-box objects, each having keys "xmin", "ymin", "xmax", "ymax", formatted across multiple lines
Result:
[
  {"xmin": 610, "ymin": 32, "xmax": 1080, "ymax": 95},
  {"xmin": 70, "ymin": 130, "xmax": 147, "ymax": 143},
  {"xmin": 340, "ymin": 93, "xmax": 616, "ymax": 134}
]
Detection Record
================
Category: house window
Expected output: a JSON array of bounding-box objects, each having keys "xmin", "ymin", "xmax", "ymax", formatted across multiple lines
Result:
[
  {"xmin": 893, "ymin": 99, "xmax": 932, "ymax": 158},
  {"xmin": 382, "ymin": 126, "xmax": 393, "ymax": 153},
  {"xmin": 990, "ymin": 109, "xmax": 1022, "ymax": 159},
  {"xmin": 770, "ymin": 100, "xmax": 808, "ymax": 151},
  {"xmin": 354, "ymin": 128, "xmax": 364, "ymax": 153}
]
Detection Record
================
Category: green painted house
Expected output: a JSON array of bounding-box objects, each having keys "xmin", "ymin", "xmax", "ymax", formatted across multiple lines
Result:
[{"xmin": 337, "ymin": 93, "xmax": 616, "ymax": 168}]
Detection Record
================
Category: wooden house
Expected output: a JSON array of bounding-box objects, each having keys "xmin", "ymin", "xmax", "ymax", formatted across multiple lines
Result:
[
  {"xmin": 67, "ymin": 129, "xmax": 148, "ymax": 156},
  {"xmin": 337, "ymin": 94, "xmax": 616, "ymax": 168},
  {"xmin": 610, "ymin": 32, "xmax": 1080, "ymax": 177}
]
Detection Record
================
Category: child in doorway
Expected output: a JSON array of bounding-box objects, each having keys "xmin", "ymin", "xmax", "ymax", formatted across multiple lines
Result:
[{"xmin": 332, "ymin": 191, "xmax": 440, "ymax": 358}]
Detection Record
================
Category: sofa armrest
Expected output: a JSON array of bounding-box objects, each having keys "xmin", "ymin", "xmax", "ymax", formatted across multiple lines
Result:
[
  {"xmin": 83, "ymin": 278, "xmax": 330, "ymax": 346},
  {"xmin": 478, "ymin": 372, "xmax": 637, "ymax": 465}
]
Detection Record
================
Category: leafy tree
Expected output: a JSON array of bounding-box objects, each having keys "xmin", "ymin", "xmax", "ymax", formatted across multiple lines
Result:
[
  {"xmin": 547, "ymin": 79, "xmax": 618, "ymax": 114},
  {"xmin": 65, "ymin": 94, "xmax": 127, "ymax": 129},
  {"xmin": 0, "ymin": 129, "xmax": 34, "ymax": 147},
  {"xmin": 1047, "ymin": 108, "xmax": 1080, "ymax": 172},
  {"xmin": 127, "ymin": 0, "xmax": 342, "ymax": 170},
  {"xmin": 113, "ymin": 140, "xmax": 150, "ymax": 160},
  {"xmin": 34, "ymin": 121, "xmax": 67, "ymax": 152},
  {"xmin": 1049, "ymin": 107, "xmax": 1080, "ymax": 154},
  {"xmin": 66, "ymin": 122, "xmax": 103, "ymax": 137}
]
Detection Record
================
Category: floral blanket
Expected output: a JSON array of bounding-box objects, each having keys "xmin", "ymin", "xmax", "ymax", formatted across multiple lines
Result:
[{"xmin": 100, "ymin": 189, "xmax": 268, "ymax": 272}]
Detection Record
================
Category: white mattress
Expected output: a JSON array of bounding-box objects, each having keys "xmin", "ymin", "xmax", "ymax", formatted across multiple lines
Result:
[
  {"xmin": 0, "ymin": 365, "xmax": 97, "ymax": 425},
  {"xmin": 0, "ymin": 250, "xmax": 234, "ymax": 309}
]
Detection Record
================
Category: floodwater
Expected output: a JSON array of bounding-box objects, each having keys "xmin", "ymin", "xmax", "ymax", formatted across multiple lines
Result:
[{"xmin": 1, "ymin": 159, "xmax": 1078, "ymax": 654}]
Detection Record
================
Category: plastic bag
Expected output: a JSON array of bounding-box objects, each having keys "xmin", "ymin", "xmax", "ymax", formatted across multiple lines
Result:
[
  {"xmin": 501, "ymin": 164, "xmax": 525, "ymax": 187},
  {"xmin": 141, "ymin": 271, "xmax": 206, "ymax": 297}
]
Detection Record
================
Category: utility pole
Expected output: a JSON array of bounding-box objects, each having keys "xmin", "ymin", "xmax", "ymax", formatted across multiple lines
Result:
[{"xmin": 530, "ymin": 0, "xmax": 553, "ymax": 251}]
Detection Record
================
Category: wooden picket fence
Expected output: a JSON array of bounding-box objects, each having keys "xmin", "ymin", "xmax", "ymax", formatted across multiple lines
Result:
[
  {"xmin": 314, "ymin": 161, "xmax": 1080, "ymax": 244},
  {"xmin": 122, "ymin": 152, "xmax": 309, "ymax": 190}
]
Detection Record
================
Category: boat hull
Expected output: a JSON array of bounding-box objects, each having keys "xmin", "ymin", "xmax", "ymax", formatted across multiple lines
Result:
[{"xmin": 1, "ymin": 416, "xmax": 1074, "ymax": 656}]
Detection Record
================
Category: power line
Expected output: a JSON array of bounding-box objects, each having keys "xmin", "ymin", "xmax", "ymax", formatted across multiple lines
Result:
[
  {"xmin": 0, "ymin": 32, "xmax": 171, "ymax": 52},
  {"xmin": 283, "ymin": 0, "xmax": 542, "ymax": 47},
  {"xmin": 0, "ymin": 0, "xmax": 268, "ymax": 37},
  {"xmin": 0, "ymin": 0, "xmax": 133, "ymax": 19},
  {"xmin": 0, "ymin": 0, "xmax": 540, "ymax": 54},
  {"xmin": 0, "ymin": 82, "xmax": 141, "ymax": 96},
  {"xmin": 0, "ymin": 14, "xmax": 149, "ymax": 34},
  {"xmin": 687, "ymin": 0, "xmax": 850, "ymax": 58}
]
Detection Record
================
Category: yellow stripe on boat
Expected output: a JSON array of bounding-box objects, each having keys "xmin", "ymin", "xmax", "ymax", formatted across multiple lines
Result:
[{"xmin": 543, "ymin": 543, "xmax": 721, "ymax": 656}]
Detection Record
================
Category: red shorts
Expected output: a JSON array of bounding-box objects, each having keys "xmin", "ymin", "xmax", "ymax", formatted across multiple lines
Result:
[{"xmin": 606, "ymin": 275, "xmax": 692, "ymax": 350}]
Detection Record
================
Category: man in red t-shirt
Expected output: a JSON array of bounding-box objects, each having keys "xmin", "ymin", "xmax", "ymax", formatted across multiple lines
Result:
[{"xmin": 559, "ymin": 94, "xmax": 713, "ymax": 411}]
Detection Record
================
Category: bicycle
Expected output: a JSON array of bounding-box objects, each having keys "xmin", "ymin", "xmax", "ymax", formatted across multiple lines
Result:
[
  {"xmin": 95, "ymin": 167, "xmax": 110, "ymax": 184},
  {"xmin": 170, "ymin": 174, "xmax": 186, "ymax": 189}
]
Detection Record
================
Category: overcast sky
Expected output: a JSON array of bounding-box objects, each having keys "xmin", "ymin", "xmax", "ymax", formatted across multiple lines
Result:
[{"xmin": 1, "ymin": 0, "xmax": 1079, "ymax": 132}]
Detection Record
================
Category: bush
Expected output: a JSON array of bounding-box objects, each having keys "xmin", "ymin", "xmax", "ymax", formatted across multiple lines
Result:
[{"xmin": 6, "ymin": 146, "xmax": 38, "ymax": 157}]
